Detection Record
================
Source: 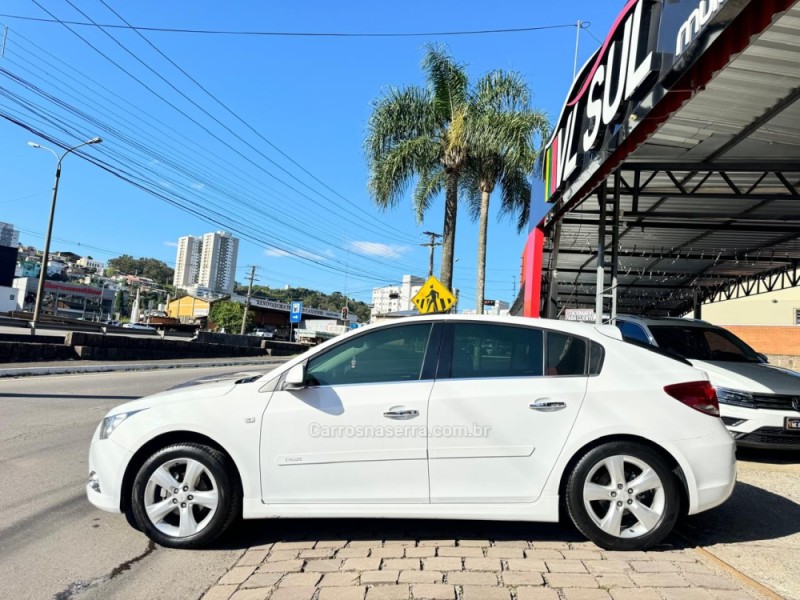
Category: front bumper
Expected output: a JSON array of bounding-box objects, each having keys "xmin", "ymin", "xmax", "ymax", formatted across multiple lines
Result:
[
  {"xmin": 722, "ymin": 404, "xmax": 800, "ymax": 449},
  {"xmin": 86, "ymin": 435, "xmax": 134, "ymax": 514}
]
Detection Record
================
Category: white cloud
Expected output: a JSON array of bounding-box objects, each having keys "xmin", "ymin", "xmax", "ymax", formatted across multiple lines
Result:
[
  {"xmin": 190, "ymin": 182, "xmax": 206, "ymax": 191},
  {"xmin": 348, "ymin": 241, "xmax": 410, "ymax": 259},
  {"xmin": 163, "ymin": 241, "xmax": 178, "ymax": 248}
]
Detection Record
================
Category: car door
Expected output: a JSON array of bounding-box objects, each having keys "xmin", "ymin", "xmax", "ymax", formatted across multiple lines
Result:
[
  {"xmin": 427, "ymin": 322, "xmax": 590, "ymax": 503},
  {"xmin": 261, "ymin": 322, "xmax": 439, "ymax": 504}
]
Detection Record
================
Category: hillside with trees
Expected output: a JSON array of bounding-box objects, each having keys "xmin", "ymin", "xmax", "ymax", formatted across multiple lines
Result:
[{"xmin": 106, "ymin": 255, "xmax": 174, "ymax": 284}]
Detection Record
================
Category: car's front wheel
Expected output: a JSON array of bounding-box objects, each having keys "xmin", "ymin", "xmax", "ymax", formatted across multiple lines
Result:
[
  {"xmin": 565, "ymin": 441, "xmax": 680, "ymax": 551},
  {"xmin": 130, "ymin": 443, "xmax": 240, "ymax": 548}
]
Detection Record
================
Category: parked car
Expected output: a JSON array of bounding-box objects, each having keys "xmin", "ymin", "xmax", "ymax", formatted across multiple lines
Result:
[
  {"xmin": 121, "ymin": 322, "xmax": 156, "ymax": 331},
  {"xmin": 615, "ymin": 315, "xmax": 800, "ymax": 449},
  {"xmin": 87, "ymin": 315, "xmax": 735, "ymax": 550},
  {"xmin": 249, "ymin": 326, "xmax": 276, "ymax": 338}
]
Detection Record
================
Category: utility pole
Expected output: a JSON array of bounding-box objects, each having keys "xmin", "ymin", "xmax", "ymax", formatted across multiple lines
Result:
[
  {"xmin": 420, "ymin": 231, "xmax": 442, "ymax": 278},
  {"xmin": 240, "ymin": 265, "xmax": 259, "ymax": 335}
]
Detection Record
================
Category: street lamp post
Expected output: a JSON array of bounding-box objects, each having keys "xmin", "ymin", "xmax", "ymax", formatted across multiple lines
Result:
[{"xmin": 28, "ymin": 137, "xmax": 102, "ymax": 325}]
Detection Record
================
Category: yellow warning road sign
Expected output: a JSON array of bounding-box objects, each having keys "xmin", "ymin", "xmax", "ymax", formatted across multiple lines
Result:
[{"xmin": 412, "ymin": 276, "xmax": 456, "ymax": 314}]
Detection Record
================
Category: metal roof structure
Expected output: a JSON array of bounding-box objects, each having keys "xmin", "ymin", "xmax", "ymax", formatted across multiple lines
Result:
[{"xmin": 522, "ymin": 0, "xmax": 800, "ymax": 321}]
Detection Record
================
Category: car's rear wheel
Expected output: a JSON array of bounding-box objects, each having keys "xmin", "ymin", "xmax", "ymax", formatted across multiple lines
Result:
[
  {"xmin": 566, "ymin": 441, "xmax": 680, "ymax": 550},
  {"xmin": 130, "ymin": 443, "xmax": 240, "ymax": 548}
]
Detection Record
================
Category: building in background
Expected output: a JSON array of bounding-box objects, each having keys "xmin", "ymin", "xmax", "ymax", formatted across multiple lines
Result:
[
  {"xmin": 198, "ymin": 231, "xmax": 238, "ymax": 294},
  {"xmin": 173, "ymin": 235, "xmax": 202, "ymax": 288},
  {"xmin": 172, "ymin": 231, "xmax": 239, "ymax": 294},
  {"xmin": 371, "ymin": 275, "xmax": 424, "ymax": 318},
  {"xmin": 77, "ymin": 256, "xmax": 105, "ymax": 272},
  {"xmin": 0, "ymin": 222, "xmax": 19, "ymax": 288},
  {"xmin": 0, "ymin": 222, "xmax": 19, "ymax": 248},
  {"xmin": 460, "ymin": 300, "xmax": 510, "ymax": 316}
]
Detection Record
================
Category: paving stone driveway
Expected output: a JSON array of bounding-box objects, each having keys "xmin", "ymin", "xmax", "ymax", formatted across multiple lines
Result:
[{"xmin": 201, "ymin": 521, "xmax": 761, "ymax": 600}]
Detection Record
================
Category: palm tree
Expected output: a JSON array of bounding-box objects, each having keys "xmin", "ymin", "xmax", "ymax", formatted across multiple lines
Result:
[
  {"xmin": 365, "ymin": 44, "xmax": 469, "ymax": 291},
  {"xmin": 460, "ymin": 71, "xmax": 549, "ymax": 313}
]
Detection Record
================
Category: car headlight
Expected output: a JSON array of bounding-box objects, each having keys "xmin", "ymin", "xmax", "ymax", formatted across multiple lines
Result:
[
  {"xmin": 714, "ymin": 387, "xmax": 755, "ymax": 408},
  {"xmin": 99, "ymin": 409, "xmax": 146, "ymax": 440}
]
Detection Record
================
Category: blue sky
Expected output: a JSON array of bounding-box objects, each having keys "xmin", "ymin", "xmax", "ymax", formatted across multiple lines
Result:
[{"xmin": 0, "ymin": 1, "xmax": 617, "ymax": 308}]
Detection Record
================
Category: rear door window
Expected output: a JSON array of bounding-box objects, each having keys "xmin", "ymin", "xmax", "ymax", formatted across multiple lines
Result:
[
  {"xmin": 448, "ymin": 323, "xmax": 544, "ymax": 379},
  {"xmin": 546, "ymin": 332, "xmax": 588, "ymax": 376}
]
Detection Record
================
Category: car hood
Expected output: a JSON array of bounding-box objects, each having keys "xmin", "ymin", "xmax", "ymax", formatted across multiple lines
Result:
[
  {"xmin": 105, "ymin": 369, "xmax": 273, "ymax": 415},
  {"xmin": 689, "ymin": 360, "xmax": 800, "ymax": 394}
]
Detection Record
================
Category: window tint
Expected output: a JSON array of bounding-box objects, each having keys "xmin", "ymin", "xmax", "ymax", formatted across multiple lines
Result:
[
  {"xmin": 619, "ymin": 321, "xmax": 651, "ymax": 345},
  {"xmin": 649, "ymin": 326, "xmax": 759, "ymax": 363},
  {"xmin": 450, "ymin": 323, "xmax": 543, "ymax": 379},
  {"xmin": 305, "ymin": 323, "xmax": 432, "ymax": 386},
  {"xmin": 546, "ymin": 332, "xmax": 588, "ymax": 376},
  {"xmin": 588, "ymin": 342, "xmax": 605, "ymax": 375}
]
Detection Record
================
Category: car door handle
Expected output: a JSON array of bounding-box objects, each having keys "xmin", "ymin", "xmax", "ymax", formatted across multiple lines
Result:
[
  {"xmin": 383, "ymin": 407, "xmax": 419, "ymax": 420},
  {"xmin": 529, "ymin": 400, "xmax": 567, "ymax": 412}
]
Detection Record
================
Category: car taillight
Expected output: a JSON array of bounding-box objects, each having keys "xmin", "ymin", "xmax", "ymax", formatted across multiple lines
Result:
[{"xmin": 663, "ymin": 381, "xmax": 720, "ymax": 417}]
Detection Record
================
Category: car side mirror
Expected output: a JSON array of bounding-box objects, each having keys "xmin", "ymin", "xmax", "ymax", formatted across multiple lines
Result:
[
  {"xmin": 283, "ymin": 363, "xmax": 307, "ymax": 390},
  {"xmin": 757, "ymin": 352, "xmax": 769, "ymax": 364}
]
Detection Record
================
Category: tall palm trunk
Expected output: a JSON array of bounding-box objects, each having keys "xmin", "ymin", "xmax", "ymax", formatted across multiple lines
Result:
[
  {"xmin": 476, "ymin": 189, "xmax": 491, "ymax": 314},
  {"xmin": 440, "ymin": 171, "xmax": 459, "ymax": 292}
]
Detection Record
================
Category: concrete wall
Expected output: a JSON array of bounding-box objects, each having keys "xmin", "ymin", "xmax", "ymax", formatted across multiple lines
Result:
[
  {"xmin": 702, "ymin": 287, "xmax": 800, "ymax": 326},
  {"xmin": 66, "ymin": 332, "xmax": 266, "ymax": 361},
  {"xmin": 0, "ymin": 342, "xmax": 76, "ymax": 362},
  {"xmin": 195, "ymin": 331, "xmax": 264, "ymax": 348}
]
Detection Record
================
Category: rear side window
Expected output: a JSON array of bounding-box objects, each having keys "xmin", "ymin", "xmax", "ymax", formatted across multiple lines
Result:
[
  {"xmin": 449, "ymin": 323, "xmax": 543, "ymax": 379},
  {"xmin": 546, "ymin": 332, "xmax": 588, "ymax": 376},
  {"xmin": 588, "ymin": 342, "xmax": 605, "ymax": 375}
]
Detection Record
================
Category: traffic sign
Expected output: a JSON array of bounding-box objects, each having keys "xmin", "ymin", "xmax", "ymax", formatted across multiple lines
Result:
[
  {"xmin": 290, "ymin": 301, "xmax": 303, "ymax": 324},
  {"xmin": 412, "ymin": 276, "xmax": 457, "ymax": 314}
]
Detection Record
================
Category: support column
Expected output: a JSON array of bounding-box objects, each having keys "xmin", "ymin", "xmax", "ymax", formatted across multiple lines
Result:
[
  {"xmin": 693, "ymin": 289, "xmax": 702, "ymax": 319},
  {"xmin": 595, "ymin": 183, "xmax": 607, "ymax": 325},
  {"xmin": 611, "ymin": 173, "xmax": 621, "ymax": 323},
  {"xmin": 522, "ymin": 227, "xmax": 545, "ymax": 318}
]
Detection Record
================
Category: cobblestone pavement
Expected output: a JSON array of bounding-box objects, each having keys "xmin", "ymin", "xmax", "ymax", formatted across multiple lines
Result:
[{"xmin": 199, "ymin": 520, "xmax": 765, "ymax": 600}]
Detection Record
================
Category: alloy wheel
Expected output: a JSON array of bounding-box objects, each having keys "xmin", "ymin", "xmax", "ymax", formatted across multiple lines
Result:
[
  {"xmin": 582, "ymin": 454, "xmax": 666, "ymax": 539},
  {"xmin": 143, "ymin": 457, "xmax": 219, "ymax": 538}
]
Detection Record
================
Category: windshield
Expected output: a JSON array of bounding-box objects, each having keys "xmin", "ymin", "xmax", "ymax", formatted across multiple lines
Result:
[{"xmin": 649, "ymin": 325, "xmax": 760, "ymax": 363}]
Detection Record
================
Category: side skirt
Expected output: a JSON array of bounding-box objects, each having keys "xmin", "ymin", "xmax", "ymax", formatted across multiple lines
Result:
[{"xmin": 241, "ymin": 495, "xmax": 561, "ymax": 522}]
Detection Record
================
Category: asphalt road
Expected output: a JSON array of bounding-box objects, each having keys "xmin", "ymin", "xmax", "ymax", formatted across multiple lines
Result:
[{"xmin": 0, "ymin": 367, "xmax": 253, "ymax": 600}]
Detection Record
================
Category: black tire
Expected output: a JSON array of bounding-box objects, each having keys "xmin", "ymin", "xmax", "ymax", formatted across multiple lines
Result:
[
  {"xmin": 565, "ymin": 441, "xmax": 680, "ymax": 551},
  {"xmin": 130, "ymin": 443, "xmax": 240, "ymax": 549}
]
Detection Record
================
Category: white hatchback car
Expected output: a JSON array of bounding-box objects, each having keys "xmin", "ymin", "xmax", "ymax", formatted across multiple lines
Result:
[
  {"xmin": 87, "ymin": 315, "xmax": 735, "ymax": 551},
  {"xmin": 616, "ymin": 316, "xmax": 800, "ymax": 450}
]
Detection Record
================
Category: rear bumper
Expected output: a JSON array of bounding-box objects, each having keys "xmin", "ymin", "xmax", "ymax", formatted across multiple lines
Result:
[{"xmin": 672, "ymin": 425, "xmax": 737, "ymax": 515}]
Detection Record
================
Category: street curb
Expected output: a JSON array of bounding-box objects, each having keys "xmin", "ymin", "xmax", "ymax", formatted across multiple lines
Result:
[{"xmin": 0, "ymin": 357, "xmax": 291, "ymax": 379}]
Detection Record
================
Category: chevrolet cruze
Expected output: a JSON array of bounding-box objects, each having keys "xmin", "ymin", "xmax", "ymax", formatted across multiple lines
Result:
[{"xmin": 87, "ymin": 315, "xmax": 735, "ymax": 551}]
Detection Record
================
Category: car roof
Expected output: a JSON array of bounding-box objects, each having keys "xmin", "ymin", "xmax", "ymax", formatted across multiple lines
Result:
[
  {"xmin": 616, "ymin": 314, "xmax": 718, "ymax": 328},
  {"xmin": 365, "ymin": 314, "xmax": 621, "ymax": 343}
]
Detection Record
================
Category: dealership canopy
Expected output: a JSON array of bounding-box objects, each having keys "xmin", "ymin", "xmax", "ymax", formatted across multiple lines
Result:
[{"xmin": 517, "ymin": 0, "xmax": 800, "ymax": 321}]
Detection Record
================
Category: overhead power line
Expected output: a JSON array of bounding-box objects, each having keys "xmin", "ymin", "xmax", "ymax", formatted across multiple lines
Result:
[
  {"xmin": 93, "ymin": 0, "xmax": 416, "ymax": 244},
  {"xmin": 0, "ymin": 15, "xmax": 580, "ymax": 37}
]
